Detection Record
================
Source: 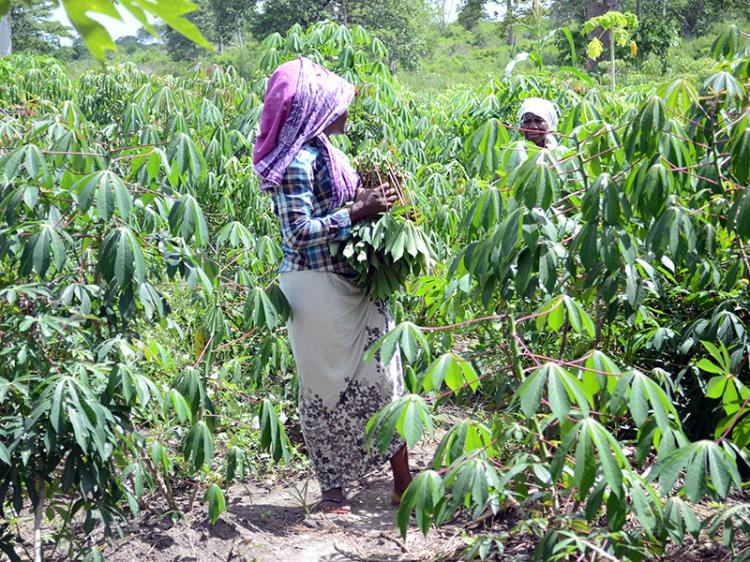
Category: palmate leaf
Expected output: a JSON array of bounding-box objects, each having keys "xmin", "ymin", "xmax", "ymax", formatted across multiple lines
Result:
[
  {"xmin": 582, "ymin": 350, "xmax": 622, "ymax": 396},
  {"xmin": 551, "ymin": 417, "xmax": 629, "ymax": 501},
  {"xmin": 75, "ymin": 170, "xmax": 132, "ymax": 221},
  {"xmin": 183, "ymin": 420, "xmax": 214, "ymax": 471},
  {"xmin": 468, "ymin": 119, "xmax": 509, "ymax": 179},
  {"xmin": 626, "ymin": 370, "xmax": 679, "ymax": 432},
  {"xmin": 162, "ymin": 388, "xmax": 192, "ymax": 423},
  {"xmin": 653, "ymin": 440, "xmax": 742, "ymax": 501},
  {"xmin": 704, "ymin": 502, "xmax": 750, "ymax": 549},
  {"xmin": 258, "ymin": 399, "xmax": 291, "ymax": 464},
  {"xmin": 534, "ymin": 295, "xmax": 595, "ymax": 337},
  {"xmin": 513, "ymin": 153, "xmax": 560, "ymax": 210},
  {"xmin": 422, "ymin": 353, "xmax": 480, "ymax": 394},
  {"xmin": 98, "ymin": 227, "xmax": 147, "ymax": 287},
  {"xmin": 445, "ymin": 458, "xmax": 502, "ymax": 519},
  {"xmin": 461, "ymin": 188, "xmax": 504, "ymax": 236},
  {"xmin": 730, "ymin": 177, "xmax": 750, "ymax": 240},
  {"xmin": 396, "ymin": 470, "xmax": 446, "ymax": 538},
  {"xmin": 204, "ymin": 483, "xmax": 226, "ymax": 524},
  {"xmin": 366, "ymin": 394, "xmax": 434, "ymax": 453},
  {"xmin": 243, "ymin": 286, "xmax": 288, "ymax": 331},
  {"xmin": 625, "ymin": 96, "xmax": 668, "ymax": 159},
  {"xmin": 730, "ymin": 126, "xmax": 750, "ymax": 184},
  {"xmin": 23, "ymin": 144, "xmax": 48, "ymax": 181},
  {"xmin": 173, "ymin": 367, "xmax": 205, "ymax": 417},
  {"xmin": 365, "ymin": 321, "xmax": 430, "ymax": 366},
  {"xmin": 663, "ymin": 497, "xmax": 701, "ymax": 544},
  {"xmin": 168, "ymin": 193, "xmax": 208, "ymax": 246},
  {"xmin": 167, "ymin": 132, "xmax": 206, "ymax": 181},
  {"xmin": 711, "ymin": 25, "xmax": 743, "ymax": 61},
  {"xmin": 20, "ymin": 224, "xmax": 66, "ymax": 279},
  {"xmin": 432, "ymin": 421, "xmax": 495, "ymax": 468},
  {"xmin": 0, "ymin": 146, "xmax": 24, "ymax": 183},
  {"xmin": 517, "ymin": 362, "xmax": 592, "ymax": 420}
]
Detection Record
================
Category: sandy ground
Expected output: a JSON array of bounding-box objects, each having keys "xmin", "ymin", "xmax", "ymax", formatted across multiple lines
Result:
[{"xmin": 101, "ymin": 439, "xmax": 470, "ymax": 562}]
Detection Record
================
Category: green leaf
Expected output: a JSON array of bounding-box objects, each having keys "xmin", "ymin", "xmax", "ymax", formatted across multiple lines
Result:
[
  {"xmin": 258, "ymin": 399, "xmax": 291, "ymax": 464},
  {"xmin": 573, "ymin": 425, "xmax": 596, "ymax": 499},
  {"xmin": 205, "ymin": 484, "xmax": 226, "ymax": 524},
  {"xmin": 365, "ymin": 321, "xmax": 429, "ymax": 366},
  {"xmin": 62, "ymin": 0, "xmax": 212, "ymax": 63},
  {"xmin": 20, "ymin": 224, "xmax": 66, "ymax": 279},
  {"xmin": 585, "ymin": 418, "xmax": 625, "ymax": 499},
  {"xmin": 697, "ymin": 358, "xmax": 725, "ymax": 375},
  {"xmin": 98, "ymin": 227, "xmax": 146, "ymax": 287},
  {"xmin": 168, "ymin": 193, "xmax": 208, "ymax": 246},
  {"xmin": 518, "ymin": 367, "xmax": 545, "ymax": 418},
  {"xmin": 396, "ymin": 394, "xmax": 434, "ymax": 448},
  {"xmin": 167, "ymin": 132, "xmax": 206, "ymax": 181},
  {"xmin": 23, "ymin": 144, "xmax": 47, "ymax": 181},
  {"xmin": 184, "ymin": 421, "xmax": 214, "ymax": 471},
  {"xmin": 396, "ymin": 470, "xmax": 445, "ymax": 537},
  {"xmin": 163, "ymin": 389, "xmax": 192, "ymax": 423},
  {"xmin": 423, "ymin": 353, "xmax": 479, "ymax": 393},
  {"xmin": 244, "ymin": 287, "xmax": 284, "ymax": 331}
]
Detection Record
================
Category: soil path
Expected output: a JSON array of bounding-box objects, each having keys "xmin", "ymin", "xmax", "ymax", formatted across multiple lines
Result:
[{"xmin": 103, "ymin": 440, "xmax": 466, "ymax": 562}]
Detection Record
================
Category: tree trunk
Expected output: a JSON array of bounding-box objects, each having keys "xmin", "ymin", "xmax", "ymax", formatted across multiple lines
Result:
[
  {"xmin": 341, "ymin": 0, "xmax": 349, "ymax": 25},
  {"xmin": 585, "ymin": 0, "xmax": 620, "ymax": 71},
  {"xmin": 0, "ymin": 15, "xmax": 11, "ymax": 56},
  {"xmin": 505, "ymin": 0, "xmax": 515, "ymax": 46},
  {"xmin": 636, "ymin": 0, "xmax": 641, "ymax": 19},
  {"xmin": 34, "ymin": 495, "xmax": 44, "ymax": 562},
  {"xmin": 237, "ymin": 23, "xmax": 244, "ymax": 48}
]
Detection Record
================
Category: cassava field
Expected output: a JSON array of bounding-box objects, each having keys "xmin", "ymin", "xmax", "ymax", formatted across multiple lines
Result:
[{"xmin": 2, "ymin": 13, "xmax": 750, "ymax": 562}]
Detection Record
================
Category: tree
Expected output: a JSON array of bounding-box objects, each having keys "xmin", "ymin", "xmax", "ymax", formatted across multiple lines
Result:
[
  {"xmin": 8, "ymin": 1, "xmax": 72, "ymax": 53},
  {"xmin": 249, "ymin": 0, "xmax": 433, "ymax": 69},
  {"xmin": 582, "ymin": 10, "xmax": 638, "ymax": 91},
  {"xmin": 348, "ymin": 0, "xmax": 433, "ymax": 69},
  {"xmin": 0, "ymin": 15, "xmax": 9, "ymax": 55},
  {"xmin": 161, "ymin": 0, "xmax": 215, "ymax": 60},
  {"xmin": 208, "ymin": 0, "xmax": 255, "ymax": 51},
  {"xmin": 249, "ymin": 0, "xmax": 332, "ymax": 38},
  {"xmin": 457, "ymin": 0, "xmax": 486, "ymax": 30},
  {"xmin": 632, "ymin": 1, "xmax": 679, "ymax": 69},
  {"xmin": 670, "ymin": 0, "xmax": 750, "ymax": 37}
]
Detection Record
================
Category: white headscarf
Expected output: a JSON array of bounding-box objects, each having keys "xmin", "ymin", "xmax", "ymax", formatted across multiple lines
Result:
[{"xmin": 519, "ymin": 97, "xmax": 559, "ymax": 148}]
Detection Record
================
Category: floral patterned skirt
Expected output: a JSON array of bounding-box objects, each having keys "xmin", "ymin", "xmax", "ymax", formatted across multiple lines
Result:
[{"xmin": 279, "ymin": 270, "xmax": 405, "ymax": 490}]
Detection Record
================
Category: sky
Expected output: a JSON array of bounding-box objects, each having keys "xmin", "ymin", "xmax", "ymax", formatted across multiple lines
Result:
[
  {"xmin": 53, "ymin": 4, "xmax": 144, "ymax": 41},
  {"xmin": 50, "ymin": 1, "xmax": 509, "ymax": 45}
]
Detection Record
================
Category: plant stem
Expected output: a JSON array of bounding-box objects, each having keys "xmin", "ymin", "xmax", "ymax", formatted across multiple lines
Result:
[
  {"xmin": 610, "ymin": 30, "xmax": 616, "ymax": 93},
  {"xmin": 34, "ymin": 495, "xmax": 44, "ymax": 562}
]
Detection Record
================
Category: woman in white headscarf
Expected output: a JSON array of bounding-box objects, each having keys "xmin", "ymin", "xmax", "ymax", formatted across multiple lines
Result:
[{"xmin": 519, "ymin": 97, "xmax": 559, "ymax": 149}]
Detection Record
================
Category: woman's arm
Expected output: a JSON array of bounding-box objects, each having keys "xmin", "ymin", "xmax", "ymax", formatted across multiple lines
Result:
[{"xmin": 274, "ymin": 159, "xmax": 352, "ymax": 251}]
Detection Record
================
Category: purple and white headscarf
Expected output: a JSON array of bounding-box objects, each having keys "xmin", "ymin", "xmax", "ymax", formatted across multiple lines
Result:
[{"xmin": 253, "ymin": 57, "xmax": 359, "ymax": 210}]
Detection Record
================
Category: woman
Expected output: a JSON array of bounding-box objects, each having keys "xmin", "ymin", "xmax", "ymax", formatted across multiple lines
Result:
[
  {"xmin": 519, "ymin": 97, "xmax": 559, "ymax": 149},
  {"xmin": 252, "ymin": 57, "xmax": 412, "ymax": 515}
]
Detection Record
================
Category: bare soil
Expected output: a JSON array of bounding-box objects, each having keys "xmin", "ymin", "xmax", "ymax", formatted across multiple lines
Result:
[{"xmin": 100, "ymin": 439, "xmax": 475, "ymax": 562}]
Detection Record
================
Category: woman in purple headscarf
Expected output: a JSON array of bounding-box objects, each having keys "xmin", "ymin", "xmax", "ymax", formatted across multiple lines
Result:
[{"xmin": 253, "ymin": 57, "xmax": 411, "ymax": 514}]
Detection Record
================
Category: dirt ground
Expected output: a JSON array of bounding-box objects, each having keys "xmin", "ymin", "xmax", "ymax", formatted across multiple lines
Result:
[
  {"xmin": 100, "ymin": 439, "xmax": 483, "ymax": 562},
  {"xmin": 11, "ymin": 435, "xmax": 747, "ymax": 561}
]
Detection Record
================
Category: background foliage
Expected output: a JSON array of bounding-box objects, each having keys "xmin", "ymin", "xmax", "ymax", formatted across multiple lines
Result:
[{"xmin": 1, "ymin": 1, "xmax": 750, "ymax": 561}]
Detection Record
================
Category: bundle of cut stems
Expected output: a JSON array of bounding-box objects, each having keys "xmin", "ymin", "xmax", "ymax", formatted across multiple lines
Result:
[{"xmin": 331, "ymin": 158, "xmax": 432, "ymax": 298}]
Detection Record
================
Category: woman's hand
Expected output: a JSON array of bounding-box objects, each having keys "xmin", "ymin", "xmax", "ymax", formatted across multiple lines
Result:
[{"xmin": 349, "ymin": 183, "xmax": 398, "ymax": 223}]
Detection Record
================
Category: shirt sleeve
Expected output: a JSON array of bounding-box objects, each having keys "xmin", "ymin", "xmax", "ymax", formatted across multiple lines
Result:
[{"xmin": 273, "ymin": 160, "xmax": 352, "ymax": 251}]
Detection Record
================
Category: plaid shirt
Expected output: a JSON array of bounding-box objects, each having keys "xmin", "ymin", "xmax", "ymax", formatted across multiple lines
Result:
[{"xmin": 272, "ymin": 142, "xmax": 355, "ymax": 275}]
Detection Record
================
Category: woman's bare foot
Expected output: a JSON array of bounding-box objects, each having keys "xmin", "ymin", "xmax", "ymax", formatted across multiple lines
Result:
[
  {"xmin": 318, "ymin": 487, "xmax": 351, "ymax": 514},
  {"xmin": 390, "ymin": 445, "xmax": 412, "ymax": 506}
]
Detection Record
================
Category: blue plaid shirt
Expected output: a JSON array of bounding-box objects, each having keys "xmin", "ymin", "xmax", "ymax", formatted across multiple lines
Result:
[{"xmin": 272, "ymin": 142, "xmax": 355, "ymax": 275}]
